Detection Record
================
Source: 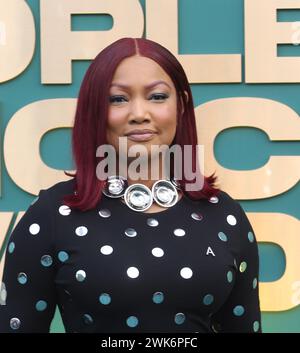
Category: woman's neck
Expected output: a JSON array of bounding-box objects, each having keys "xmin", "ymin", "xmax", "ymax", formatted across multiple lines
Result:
[{"xmin": 117, "ymin": 156, "xmax": 170, "ymax": 189}]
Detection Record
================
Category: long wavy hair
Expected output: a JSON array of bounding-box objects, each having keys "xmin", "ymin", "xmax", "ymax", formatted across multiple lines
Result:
[{"xmin": 63, "ymin": 37, "xmax": 219, "ymax": 211}]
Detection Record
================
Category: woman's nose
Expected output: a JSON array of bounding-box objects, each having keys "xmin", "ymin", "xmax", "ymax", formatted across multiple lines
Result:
[{"xmin": 129, "ymin": 99, "xmax": 150, "ymax": 123}]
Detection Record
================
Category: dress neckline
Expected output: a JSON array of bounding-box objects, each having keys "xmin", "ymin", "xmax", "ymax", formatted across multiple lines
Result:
[{"xmin": 117, "ymin": 191, "xmax": 187, "ymax": 216}]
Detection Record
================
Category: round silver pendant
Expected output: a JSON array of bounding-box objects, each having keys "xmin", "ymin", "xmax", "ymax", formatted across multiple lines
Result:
[
  {"xmin": 124, "ymin": 184, "xmax": 153, "ymax": 212},
  {"xmin": 102, "ymin": 175, "xmax": 128, "ymax": 198},
  {"xmin": 152, "ymin": 180, "xmax": 178, "ymax": 207}
]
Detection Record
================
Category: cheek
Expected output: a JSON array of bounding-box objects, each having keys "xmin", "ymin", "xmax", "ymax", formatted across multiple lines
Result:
[
  {"xmin": 106, "ymin": 111, "xmax": 125, "ymax": 142},
  {"xmin": 107, "ymin": 110, "xmax": 124, "ymax": 131},
  {"xmin": 155, "ymin": 103, "xmax": 177, "ymax": 122},
  {"xmin": 156, "ymin": 105, "xmax": 177, "ymax": 131}
]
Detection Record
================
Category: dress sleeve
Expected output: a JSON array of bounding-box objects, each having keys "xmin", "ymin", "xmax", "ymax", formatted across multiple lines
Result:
[
  {"xmin": 211, "ymin": 202, "xmax": 262, "ymax": 333},
  {"xmin": 0, "ymin": 189, "xmax": 57, "ymax": 332}
]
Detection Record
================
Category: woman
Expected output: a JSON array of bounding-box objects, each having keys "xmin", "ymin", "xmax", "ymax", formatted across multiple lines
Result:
[{"xmin": 0, "ymin": 38, "xmax": 261, "ymax": 333}]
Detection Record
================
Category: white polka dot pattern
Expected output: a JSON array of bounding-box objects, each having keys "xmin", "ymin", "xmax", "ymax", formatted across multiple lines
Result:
[
  {"xmin": 227, "ymin": 215, "xmax": 237, "ymax": 226},
  {"xmin": 100, "ymin": 245, "xmax": 113, "ymax": 255},
  {"xmin": 0, "ymin": 185, "xmax": 261, "ymax": 333},
  {"xmin": 151, "ymin": 247, "xmax": 164, "ymax": 257},
  {"xmin": 59, "ymin": 205, "xmax": 71, "ymax": 216},
  {"xmin": 75, "ymin": 226, "xmax": 88, "ymax": 237},
  {"xmin": 29, "ymin": 223, "xmax": 40, "ymax": 235},
  {"xmin": 180, "ymin": 267, "xmax": 193, "ymax": 279},
  {"xmin": 127, "ymin": 267, "xmax": 139, "ymax": 278}
]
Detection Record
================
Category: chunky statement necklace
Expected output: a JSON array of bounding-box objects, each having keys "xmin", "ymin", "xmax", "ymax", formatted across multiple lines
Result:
[{"xmin": 102, "ymin": 175, "xmax": 181, "ymax": 212}]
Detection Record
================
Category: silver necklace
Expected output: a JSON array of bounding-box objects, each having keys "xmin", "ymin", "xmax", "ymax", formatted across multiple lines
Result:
[{"xmin": 102, "ymin": 175, "xmax": 181, "ymax": 212}]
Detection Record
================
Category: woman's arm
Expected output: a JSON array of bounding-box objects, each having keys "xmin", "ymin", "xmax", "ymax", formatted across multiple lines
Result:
[
  {"xmin": 211, "ymin": 202, "xmax": 261, "ymax": 333},
  {"xmin": 0, "ymin": 189, "xmax": 57, "ymax": 332}
]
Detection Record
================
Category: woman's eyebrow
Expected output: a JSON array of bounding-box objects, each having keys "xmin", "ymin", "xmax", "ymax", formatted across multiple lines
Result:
[{"xmin": 110, "ymin": 80, "xmax": 171, "ymax": 90}]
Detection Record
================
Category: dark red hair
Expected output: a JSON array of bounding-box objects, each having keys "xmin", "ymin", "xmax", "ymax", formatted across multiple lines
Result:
[{"xmin": 63, "ymin": 37, "xmax": 219, "ymax": 211}]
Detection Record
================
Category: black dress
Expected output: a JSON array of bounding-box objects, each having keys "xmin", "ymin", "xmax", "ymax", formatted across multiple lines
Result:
[{"xmin": 0, "ymin": 179, "xmax": 261, "ymax": 333}]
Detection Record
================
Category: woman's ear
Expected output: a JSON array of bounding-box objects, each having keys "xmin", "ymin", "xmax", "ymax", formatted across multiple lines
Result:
[
  {"xmin": 184, "ymin": 90, "xmax": 189, "ymax": 103},
  {"xmin": 180, "ymin": 90, "xmax": 189, "ymax": 115}
]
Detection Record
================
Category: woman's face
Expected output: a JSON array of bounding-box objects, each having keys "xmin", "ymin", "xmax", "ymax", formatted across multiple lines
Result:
[{"xmin": 107, "ymin": 55, "xmax": 179, "ymax": 161}]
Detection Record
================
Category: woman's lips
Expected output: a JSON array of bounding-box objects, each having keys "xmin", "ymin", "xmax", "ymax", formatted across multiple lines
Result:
[{"xmin": 126, "ymin": 132, "xmax": 157, "ymax": 142}]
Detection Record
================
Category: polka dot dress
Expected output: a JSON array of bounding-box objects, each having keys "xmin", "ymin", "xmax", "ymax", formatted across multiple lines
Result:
[{"xmin": 0, "ymin": 179, "xmax": 261, "ymax": 333}]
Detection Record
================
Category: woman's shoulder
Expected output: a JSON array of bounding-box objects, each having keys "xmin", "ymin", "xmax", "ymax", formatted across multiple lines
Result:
[
  {"xmin": 217, "ymin": 189, "xmax": 239, "ymax": 205},
  {"xmin": 44, "ymin": 178, "xmax": 75, "ymax": 194},
  {"xmin": 184, "ymin": 189, "xmax": 244, "ymax": 220},
  {"xmin": 38, "ymin": 178, "xmax": 76, "ymax": 204},
  {"xmin": 215, "ymin": 189, "xmax": 250, "ymax": 225},
  {"xmin": 204, "ymin": 189, "xmax": 242, "ymax": 212}
]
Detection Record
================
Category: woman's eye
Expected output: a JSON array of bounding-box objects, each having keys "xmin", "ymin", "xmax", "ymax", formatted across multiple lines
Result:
[
  {"xmin": 150, "ymin": 93, "xmax": 169, "ymax": 101},
  {"xmin": 109, "ymin": 96, "xmax": 127, "ymax": 103},
  {"xmin": 109, "ymin": 94, "xmax": 168, "ymax": 104}
]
